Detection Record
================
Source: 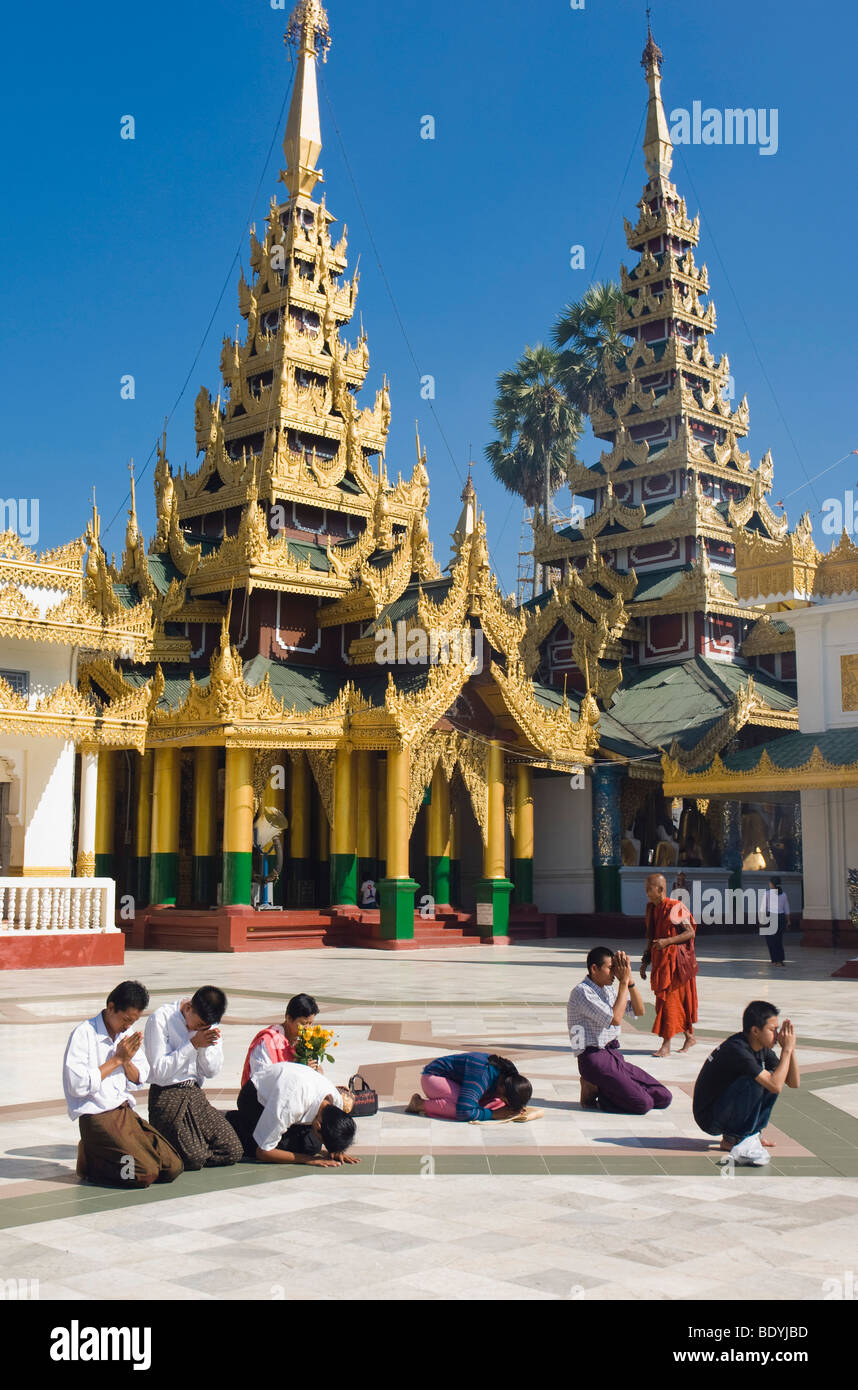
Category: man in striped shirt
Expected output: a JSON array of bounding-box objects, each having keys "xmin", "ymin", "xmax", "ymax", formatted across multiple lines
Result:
[{"xmin": 568, "ymin": 947, "xmax": 672, "ymax": 1115}]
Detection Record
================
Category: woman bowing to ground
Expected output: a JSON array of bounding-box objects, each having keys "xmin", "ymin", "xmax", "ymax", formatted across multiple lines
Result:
[{"xmin": 406, "ymin": 1052, "xmax": 540, "ymax": 1122}]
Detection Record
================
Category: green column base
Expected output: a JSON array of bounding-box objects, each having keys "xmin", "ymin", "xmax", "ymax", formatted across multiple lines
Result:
[
  {"xmin": 450, "ymin": 859, "xmax": 461, "ymax": 907},
  {"xmin": 150, "ymin": 852, "xmax": 178, "ymax": 907},
  {"xmin": 330, "ymin": 852, "xmax": 357, "ymax": 907},
  {"xmin": 729, "ymin": 867, "xmax": 742, "ymax": 890},
  {"xmin": 512, "ymin": 856, "xmax": 533, "ymax": 906},
  {"xmin": 594, "ymin": 863, "xmax": 621, "ymax": 914},
  {"xmin": 222, "ymin": 850, "xmax": 252, "ymax": 907},
  {"xmin": 94, "ymin": 853, "xmax": 115, "ymax": 880},
  {"xmin": 473, "ymin": 878, "xmax": 514, "ymax": 937},
  {"xmin": 193, "ymin": 855, "xmax": 218, "ymax": 907},
  {"xmin": 427, "ymin": 854, "xmax": 451, "ymax": 907},
  {"xmin": 378, "ymin": 877, "xmax": 418, "ymax": 940}
]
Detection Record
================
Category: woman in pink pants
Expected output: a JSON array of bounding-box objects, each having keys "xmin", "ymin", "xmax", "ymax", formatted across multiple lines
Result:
[{"xmin": 406, "ymin": 1052, "xmax": 537, "ymax": 1122}]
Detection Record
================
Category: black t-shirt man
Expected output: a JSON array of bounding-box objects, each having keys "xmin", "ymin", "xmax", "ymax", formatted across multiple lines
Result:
[{"xmin": 693, "ymin": 1032, "xmax": 779, "ymax": 1130}]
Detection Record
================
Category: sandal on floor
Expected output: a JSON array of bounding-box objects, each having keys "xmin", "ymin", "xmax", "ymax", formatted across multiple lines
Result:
[{"xmin": 405, "ymin": 1093, "xmax": 424, "ymax": 1114}]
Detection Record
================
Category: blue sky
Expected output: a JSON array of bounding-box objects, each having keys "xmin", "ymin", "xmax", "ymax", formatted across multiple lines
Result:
[{"xmin": 3, "ymin": 0, "xmax": 856, "ymax": 595}]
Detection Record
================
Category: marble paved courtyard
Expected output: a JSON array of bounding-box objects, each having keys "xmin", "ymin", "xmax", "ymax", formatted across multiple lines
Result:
[{"xmin": 1, "ymin": 935, "xmax": 857, "ymax": 1302}]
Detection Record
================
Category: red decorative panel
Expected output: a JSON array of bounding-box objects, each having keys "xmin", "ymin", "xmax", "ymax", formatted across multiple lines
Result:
[
  {"xmin": 642, "ymin": 472, "xmax": 675, "ymax": 498},
  {"xmin": 630, "ymin": 539, "xmax": 680, "ymax": 567},
  {"xmin": 645, "ymin": 612, "xmax": 691, "ymax": 660},
  {"xmin": 703, "ymin": 615, "xmax": 739, "ymax": 659}
]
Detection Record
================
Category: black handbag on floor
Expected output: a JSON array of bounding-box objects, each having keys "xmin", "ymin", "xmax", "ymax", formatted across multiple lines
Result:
[{"xmin": 348, "ymin": 1073, "xmax": 378, "ymax": 1116}]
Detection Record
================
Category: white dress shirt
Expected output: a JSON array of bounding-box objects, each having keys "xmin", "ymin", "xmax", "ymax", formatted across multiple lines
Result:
[
  {"xmin": 253, "ymin": 1061, "xmax": 342, "ymax": 1151},
  {"xmin": 143, "ymin": 998, "xmax": 223, "ymax": 1086},
  {"xmin": 567, "ymin": 977, "xmax": 635, "ymax": 1054},
  {"xmin": 63, "ymin": 1012, "xmax": 149, "ymax": 1120}
]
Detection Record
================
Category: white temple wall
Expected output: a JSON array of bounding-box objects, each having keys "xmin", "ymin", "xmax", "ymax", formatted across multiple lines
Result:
[
  {"xmin": 800, "ymin": 786, "xmax": 856, "ymax": 921},
  {"xmin": 0, "ymin": 636, "xmax": 76, "ymax": 704},
  {"xmin": 0, "ymin": 737, "xmax": 75, "ymax": 874},
  {"xmin": 533, "ymin": 774, "xmax": 594, "ymax": 913},
  {"xmin": 785, "ymin": 597, "xmax": 858, "ymax": 733}
]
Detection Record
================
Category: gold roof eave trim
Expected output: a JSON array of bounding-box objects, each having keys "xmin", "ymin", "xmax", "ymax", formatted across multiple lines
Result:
[{"xmin": 662, "ymin": 745, "xmax": 858, "ymax": 796}]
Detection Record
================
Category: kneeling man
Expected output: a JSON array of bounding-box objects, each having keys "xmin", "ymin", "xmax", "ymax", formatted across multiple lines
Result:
[
  {"xmin": 144, "ymin": 986, "xmax": 243, "ymax": 1170},
  {"xmin": 63, "ymin": 980, "xmax": 183, "ymax": 1187},
  {"xmin": 231, "ymin": 1061, "xmax": 359, "ymax": 1166},
  {"xmin": 568, "ymin": 947, "xmax": 672, "ymax": 1114},
  {"xmin": 693, "ymin": 1000, "xmax": 799, "ymax": 1166}
]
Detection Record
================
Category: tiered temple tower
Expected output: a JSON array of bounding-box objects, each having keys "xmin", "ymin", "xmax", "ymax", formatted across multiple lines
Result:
[
  {"xmin": 530, "ymin": 27, "xmax": 803, "ymax": 908},
  {"xmin": 78, "ymin": 0, "xmax": 601, "ymax": 950},
  {"xmin": 536, "ymin": 27, "xmax": 793, "ymax": 687}
]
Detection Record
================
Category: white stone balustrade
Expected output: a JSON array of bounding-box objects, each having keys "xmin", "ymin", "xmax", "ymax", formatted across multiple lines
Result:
[{"xmin": 0, "ymin": 878, "xmax": 117, "ymax": 933}]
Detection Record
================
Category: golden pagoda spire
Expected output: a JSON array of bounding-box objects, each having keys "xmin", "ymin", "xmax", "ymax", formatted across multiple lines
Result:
[
  {"xmin": 126, "ymin": 458, "xmax": 139, "ymax": 552},
  {"xmin": 641, "ymin": 17, "xmax": 673, "ymax": 181},
  {"xmin": 281, "ymin": 0, "xmax": 331, "ymax": 200}
]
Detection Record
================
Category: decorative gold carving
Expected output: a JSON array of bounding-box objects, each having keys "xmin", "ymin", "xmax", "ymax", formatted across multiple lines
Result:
[
  {"xmin": 665, "ymin": 674, "xmax": 798, "ymax": 771},
  {"xmin": 662, "ymin": 743, "xmax": 858, "ymax": 795},
  {"xmin": 454, "ymin": 736, "xmax": 489, "ymax": 845},
  {"xmin": 842, "ymin": 655, "xmax": 858, "ymax": 712},
  {"xmin": 306, "ymin": 750, "xmax": 335, "ymax": 824},
  {"xmin": 489, "ymin": 660, "xmax": 600, "ymax": 762},
  {"xmin": 75, "ymin": 851, "xmax": 96, "ymax": 878},
  {"xmin": 815, "ymin": 531, "xmax": 858, "ymax": 599},
  {"xmin": 0, "ymin": 586, "xmax": 39, "ymax": 621},
  {"xmin": 727, "ymin": 452, "xmax": 787, "ymax": 540},
  {"xmin": 0, "ymin": 532, "xmax": 86, "ymax": 593},
  {"xmin": 0, "ymin": 675, "xmax": 149, "ymax": 750},
  {"xmin": 732, "ymin": 512, "xmax": 819, "ymax": 604},
  {"xmin": 407, "ymin": 737, "xmax": 444, "ymax": 834},
  {"xmin": 741, "ymin": 615, "xmax": 795, "ymax": 656}
]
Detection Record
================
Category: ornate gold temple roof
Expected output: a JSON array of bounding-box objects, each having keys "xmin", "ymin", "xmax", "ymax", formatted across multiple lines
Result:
[
  {"xmin": 534, "ymin": 25, "xmax": 785, "ymax": 637},
  {"xmin": 733, "ymin": 519, "xmax": 858, "ymax": 606}
]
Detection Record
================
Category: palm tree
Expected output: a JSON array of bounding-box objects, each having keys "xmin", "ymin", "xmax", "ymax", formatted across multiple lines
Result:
[
  {"xmin": 485, "ymin": 344, "xmax": 583, "ymax": 594},
  {"xmin": 552, "ymin": 281, "xmax": 631, "ymax": 416}
]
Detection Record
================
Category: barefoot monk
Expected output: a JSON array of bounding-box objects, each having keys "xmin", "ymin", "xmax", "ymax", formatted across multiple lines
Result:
[{"xmin": 641, "ymin": 873, "xmax": 699, "ymax": 1059}]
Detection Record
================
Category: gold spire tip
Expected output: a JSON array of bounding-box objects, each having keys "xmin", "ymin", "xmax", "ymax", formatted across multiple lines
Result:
[
  {"xmin": 641, "ymin": 15, "xmax": 664, "ymax": 72},
  {"xmin": 285, "ymin": 0, "xmax": 331, "ymax": 61}
]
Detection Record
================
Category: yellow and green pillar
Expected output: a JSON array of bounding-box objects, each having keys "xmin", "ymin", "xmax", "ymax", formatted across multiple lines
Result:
[
  {"xmin": 376, "ymin": 753, "xmax": 387, "ymax": 880},
  {"xmin": 94, "ymin": 750, "xmax": 116, "ymax": 879},
  {"xmin": 512, "ymin": 762, "xmax": 534, "ymax": 905},
  {"xmin": 330, "ymin": 745, "xmax": 357, "ymax": 906},
  {"xmin": 150, "ymin": 747, "xmax": 181, "ymax": 905},
  {"xmin": 193, "ymin": 746, "xmax": 219, "ymax": 906},
  {"xmin": 223, "ymin": 747, "xmax": 253, "ymax": 906},
  {"xmin": 426, "ymin": 764, "xmax": 451, "ymax": 907},
  {"xmin": 134, "ymin": 752, "xmax": 153, "ymax": 905},
  {"xmin": 474, "ymin": 740, "xmax": 513, "ymax": 937},
  {"xmin": 378, "ymin": 746, "xmax": 418, "ymax": 939},
  {"xmin": 286, "ymin": 753, "xmax": 312, "ymax": 904},
  {"xmin": 356, "ymin": 751, "xmax": 376, "ymax": 887}
]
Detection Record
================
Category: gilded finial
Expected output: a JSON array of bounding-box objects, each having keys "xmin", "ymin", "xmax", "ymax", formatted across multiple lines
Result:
[
  {"xmin": 285, "ymin": 1, "xmax": 330, "ymax": 62},
  {"xmin": 641, "ymin": 9, "xmax": 663, "ymax": 72},
  {"xmin": 461, "ymin": 462, "xmax": 476, "ymax": 503},
  {"xmin": 641, "ymin": 15, "xmax": 672, "ymax": 180},
  {"xmin": 281, "ymin": 2, "xmax": 330, "ymax": 198}
]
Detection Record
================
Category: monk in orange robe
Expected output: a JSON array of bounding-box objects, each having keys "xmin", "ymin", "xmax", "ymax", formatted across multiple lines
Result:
[{"xmin": 641, "ymin": 873, "xmax": 698, "ymax": 1058}]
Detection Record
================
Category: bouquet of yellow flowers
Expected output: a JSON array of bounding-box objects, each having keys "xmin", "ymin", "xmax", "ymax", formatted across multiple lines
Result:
[{"xmin": 294, "ymin": 1025, "xmax": 337, "ymax": 1066}]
